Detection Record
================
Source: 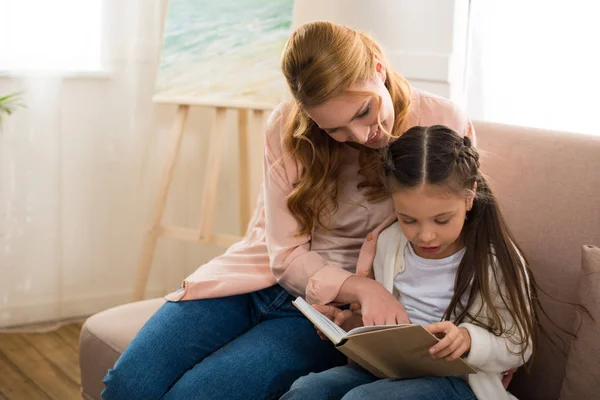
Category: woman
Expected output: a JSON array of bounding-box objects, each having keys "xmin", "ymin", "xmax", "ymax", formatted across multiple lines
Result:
[{"xmin": 102, "ymin": 21, "xmax": 475, "ymax": 400}]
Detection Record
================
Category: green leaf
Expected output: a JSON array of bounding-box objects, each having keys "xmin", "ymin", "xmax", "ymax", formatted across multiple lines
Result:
[
  {"xmin": 0, "ymin": 92, "xmax": 25, "ymax": 120},
  {"xmin": 0, "ymin": 92, "xmax": 26, "ymax": 127}
]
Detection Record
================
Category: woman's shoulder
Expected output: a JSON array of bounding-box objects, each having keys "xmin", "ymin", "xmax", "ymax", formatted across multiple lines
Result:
[
  {"xmin": 264, "ymin": 101, "xmax": 295, "ymax": 156},
  {"xmin": 263, "ymin": 101, "xmax": 303, "ymax": 179},
  {"xmin": 411, "ymin": 87, "xmax": 462, "ymax": 112},
  {"xmin": 408, "ymin": 88, "xmax": 472, "ymax": 137},
  {"xmin": 265, "ymin": 101, "xmax": 292, "ymax": 140}
]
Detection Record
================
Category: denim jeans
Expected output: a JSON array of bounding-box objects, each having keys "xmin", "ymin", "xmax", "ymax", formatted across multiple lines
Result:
[
  {"xmin": 281, "ymin": 363, "xmax": 476, "ymax": 400},
  {"xmin": 101, "ymin": 285, "xmax": 346, "ymax": 400}
]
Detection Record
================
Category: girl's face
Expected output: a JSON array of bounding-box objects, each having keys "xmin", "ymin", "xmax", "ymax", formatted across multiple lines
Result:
[
  {"xmin": 304, "ymin": 65, "xmax": 395, "ymax": 150},
  {"xmin": 392, "ymin": 184, "xmax": 475, "ymax": 260}
]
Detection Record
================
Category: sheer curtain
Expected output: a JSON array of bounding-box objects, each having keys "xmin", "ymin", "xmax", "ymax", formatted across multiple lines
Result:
[
  {"xmin": 0, "ymin": 0, "xmax": 183, "ymax": 328},
  {"xmin": 465, "ymin": 0, "xmax": 600, "ymax": 135}
]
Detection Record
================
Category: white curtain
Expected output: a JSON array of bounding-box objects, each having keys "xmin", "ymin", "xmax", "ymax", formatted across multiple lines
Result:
[
  {"xmin": 0, "ymin": 0, "xmax": 185, "ymax": 328},
  {"xmin": 1, "ymin": 0, "xmax": 249, "ymax": 329},
  {"xmin": 465, "ymin": 0, "xmax": 600, "ymax": 135}
]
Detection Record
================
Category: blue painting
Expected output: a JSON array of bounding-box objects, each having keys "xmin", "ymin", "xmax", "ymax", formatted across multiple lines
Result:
[{"xmin": 155, "ymin": 0, "xmax": 294, "ymax": 105}]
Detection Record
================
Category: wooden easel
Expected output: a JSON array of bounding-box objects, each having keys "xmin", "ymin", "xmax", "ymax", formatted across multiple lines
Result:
[{"xmin": 131, "ymin": 96, "xmax": 274, "ymax": 301}]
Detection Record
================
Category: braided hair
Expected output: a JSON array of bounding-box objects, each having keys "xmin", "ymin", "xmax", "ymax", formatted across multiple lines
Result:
[{"xmin": 382, "ymin": 125, "xmax": 538, "ymax": 362}]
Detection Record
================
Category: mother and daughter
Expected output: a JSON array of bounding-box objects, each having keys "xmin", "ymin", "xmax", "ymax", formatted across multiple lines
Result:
[{"xmin": 102, "ymin": 21, "xmax": 540, "ymax": 400}]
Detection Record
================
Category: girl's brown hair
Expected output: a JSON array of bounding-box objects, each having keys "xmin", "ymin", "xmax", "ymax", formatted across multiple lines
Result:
[
  {"xmin": 281, "ymin": 21, "xmax": 412, "ymax": 235},
  {"xmin": 383, "ymin": 125, "xmax": 538, "ymax": 361}
]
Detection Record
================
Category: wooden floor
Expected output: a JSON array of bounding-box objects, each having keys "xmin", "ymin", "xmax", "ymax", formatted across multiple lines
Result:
[{"xmin": 0, "ymin": 323, "xmax": 83, "ymax": 400}]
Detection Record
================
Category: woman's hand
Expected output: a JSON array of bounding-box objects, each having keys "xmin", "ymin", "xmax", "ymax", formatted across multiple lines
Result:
[
  {"xmin": 312, "ymin": 304, "xmax": 363, "ymax": 340},
  {"xmin": 424, "ymin": 321, "xmax": 471, "ymax": 361},
  {"xmin": 356, "ymin": 278, "xmax": 411, "ymax": 326}
]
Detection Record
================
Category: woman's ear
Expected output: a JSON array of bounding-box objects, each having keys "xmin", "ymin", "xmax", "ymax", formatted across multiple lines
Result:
[{"xmin": 374, "ymin": 55, "xmax": 386, "ymax": 83}]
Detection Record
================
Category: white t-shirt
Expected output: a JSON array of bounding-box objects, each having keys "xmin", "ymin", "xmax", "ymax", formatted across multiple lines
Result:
[{"xmin": 393, "ymin": 243, "xmax": 465, "ymax": 326}]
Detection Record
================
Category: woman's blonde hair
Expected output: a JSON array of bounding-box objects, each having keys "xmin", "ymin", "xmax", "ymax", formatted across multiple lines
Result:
[{"xmin": 281, "ymin": 21, "xmax": 412, "ymax": 235}]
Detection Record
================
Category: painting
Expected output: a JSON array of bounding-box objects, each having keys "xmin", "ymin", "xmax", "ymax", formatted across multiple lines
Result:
[{"xmin": 155, "ymin": 0, "xmax": 294, "ymax": 106}]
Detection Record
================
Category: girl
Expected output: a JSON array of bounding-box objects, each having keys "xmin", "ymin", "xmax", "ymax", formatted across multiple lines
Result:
[
  {"xmin": 282, "ymin": 125, "xmax": 536, "ymax": 400},
  {"xmin": 102, "ymin": 22, "xmax": 476, "ymax": 399}
]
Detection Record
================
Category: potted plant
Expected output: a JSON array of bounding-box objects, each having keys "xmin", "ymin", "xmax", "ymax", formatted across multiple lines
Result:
[{"xmin": 0, "ymin": 92, "xmax": 25, "ymax": 127}]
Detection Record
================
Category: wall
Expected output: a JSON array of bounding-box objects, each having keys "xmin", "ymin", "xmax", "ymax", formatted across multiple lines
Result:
[
  {"xmin": 0, "ymin": 0, "xmax": 469, "ymax": 327},
  {"xmin": 292, "ymin": 0, "xmax": 471, "ymax": 103},
  {"xmin": 0, "ymin": 0, "xmax": 259, "ymax": 327}
]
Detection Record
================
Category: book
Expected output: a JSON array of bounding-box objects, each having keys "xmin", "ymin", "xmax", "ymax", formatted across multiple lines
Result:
[{"xmin": 293, "ymin": 297, "xmax": 476, "ymax": 379}]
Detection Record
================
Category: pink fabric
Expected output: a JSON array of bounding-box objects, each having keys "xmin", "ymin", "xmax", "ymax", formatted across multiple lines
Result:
[
  {"xmin": 354, "ymin": 215, "xmax": 397, "ymax": 278},
  {"xmin": 165, "ymin": 88, "xmax": 475, "ymax": 304}
]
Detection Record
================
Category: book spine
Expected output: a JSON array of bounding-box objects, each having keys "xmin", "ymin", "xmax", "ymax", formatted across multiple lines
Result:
[{"xmin": 336, "ymin": 342, "xmax": 389, "ymax": 379}]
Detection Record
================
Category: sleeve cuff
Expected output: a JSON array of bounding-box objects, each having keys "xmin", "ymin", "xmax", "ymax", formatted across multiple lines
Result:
[
  {"xmin": 305, "ymin": 265, "xmax": 353, "ymax": 305},
  {"xmin": 459, "ymin": 322, "xmax": 492, "ymax": 369}
]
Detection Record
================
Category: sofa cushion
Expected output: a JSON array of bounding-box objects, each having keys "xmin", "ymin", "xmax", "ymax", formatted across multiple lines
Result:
[
  {"xmin": 79, "ymin": 298, "xmax": 165, "ymax": 400},
  {"xmin": 474, "ymin": 121, "xmax": 600, "ymax": 400},
  {"xmin": 560, "ymin": 245, "xmax": 600, "ymax": 400}
]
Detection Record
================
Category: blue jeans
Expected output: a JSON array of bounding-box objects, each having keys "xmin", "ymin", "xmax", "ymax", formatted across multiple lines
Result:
[
  {"xmin": 102, "ymin": 285, "xmax": 346, "ymax": 400},
  {"xmin": 281, "ymin": 363, "xmax": 476, "ymax": 400}
]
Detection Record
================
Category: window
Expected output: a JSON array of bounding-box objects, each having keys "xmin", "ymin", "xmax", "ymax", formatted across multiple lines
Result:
[
  {"xmin": 0, "ymin": 0, "xmax": 103, "ymax": 72},
  {"xmin": 466, "ymin": 0, "xmax": 600, "ymax": 135}
]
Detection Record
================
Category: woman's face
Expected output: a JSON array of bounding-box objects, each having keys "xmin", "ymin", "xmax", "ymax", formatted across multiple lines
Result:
[{"xmin": 304, "ymin": 71, "xmax": 395, "ymax": 149}]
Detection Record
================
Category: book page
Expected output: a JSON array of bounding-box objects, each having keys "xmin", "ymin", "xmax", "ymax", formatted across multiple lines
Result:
[
  {"xmin": 292, "ymin": 297, "xmax": 347, "ymax": 344},
  {"xmin": 346, "ymin": 323, "xmax": 417, "ymax": 337}
]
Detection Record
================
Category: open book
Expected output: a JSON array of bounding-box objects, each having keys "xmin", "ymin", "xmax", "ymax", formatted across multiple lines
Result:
[{"xmin": 293, "ymin": 297, "xmax": 476, "ymax": 379}]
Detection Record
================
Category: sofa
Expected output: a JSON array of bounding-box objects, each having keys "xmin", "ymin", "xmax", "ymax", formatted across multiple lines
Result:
[{"xmin": 79, "ymin": 121, "xmax": 600, "ymax": 399}]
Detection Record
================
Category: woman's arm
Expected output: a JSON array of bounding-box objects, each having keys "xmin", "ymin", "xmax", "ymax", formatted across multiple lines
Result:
[
  {"xmin": 263, "ymin": 104, "xmax": 354, "ymax": 304},
  {"xmin": 336, "ymin": 224, "xmax": 410, "ymax": 326}
]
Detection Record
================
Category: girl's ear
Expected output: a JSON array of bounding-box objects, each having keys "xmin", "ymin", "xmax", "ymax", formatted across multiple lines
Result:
[
  {"xmin": 374, "ymin": 55, "xmax": 387, "ymax": 83},
  {"xmin": 466, "ymin": 181, "xmax": 478, "ymax": 211}
]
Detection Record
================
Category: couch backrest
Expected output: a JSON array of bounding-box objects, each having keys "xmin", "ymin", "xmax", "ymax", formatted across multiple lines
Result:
[{"xmin": 475, "ymin": 121, "xmax": 600, "ymax": 400}]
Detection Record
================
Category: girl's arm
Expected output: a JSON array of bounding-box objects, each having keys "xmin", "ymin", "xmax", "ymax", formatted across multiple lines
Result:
[{"xmin": 459, "ymin": 265, "xmax": 533, "ymax": 372}]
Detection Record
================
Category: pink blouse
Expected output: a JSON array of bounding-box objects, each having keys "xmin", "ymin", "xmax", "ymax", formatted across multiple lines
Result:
[{"xmin": 165, "ymin": 88, "xmax": 475, "ymax": 305}]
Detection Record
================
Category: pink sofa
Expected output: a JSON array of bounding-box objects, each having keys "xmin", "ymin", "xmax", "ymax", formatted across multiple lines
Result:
[{"xmin": 79, "ymin": 121, "xmax": 600, "ymax": 399}]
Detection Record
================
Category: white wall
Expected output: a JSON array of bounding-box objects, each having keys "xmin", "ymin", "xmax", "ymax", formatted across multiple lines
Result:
[
  {"xmin": 0, "ymin": 0, "xmax": 256, "ymax": 327},
  {"xmin": 292, "ymin": 0, "xmax": 470, "ymax": 103},
  {"xmin": 0, "ymin": 0, "xmax": 470, "ymax": 327}
]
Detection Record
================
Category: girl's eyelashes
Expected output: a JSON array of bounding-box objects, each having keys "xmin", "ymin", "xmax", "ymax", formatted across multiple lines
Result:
[{"xmin": 400, "ymin": 218, "xmax": 452, "ymax": 225}]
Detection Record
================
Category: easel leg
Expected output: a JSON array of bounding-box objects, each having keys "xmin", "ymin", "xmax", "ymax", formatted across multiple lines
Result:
[
  {"xmin": 238, "ymin": 109, "xmax": 251, "ymax": 234},
  {"xmin": 196, "ymin": 107, "xmax": 227, "ymax": 241},
  {"xmin": 132, "ymin": 105, "xmax": 190, "ymax": 301}
]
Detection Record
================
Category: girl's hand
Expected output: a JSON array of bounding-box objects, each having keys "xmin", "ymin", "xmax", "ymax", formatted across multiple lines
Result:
[
  {"xmin": 502, "ymin": 368, "xmax": 517, "ymax": 389},
  {"xmin": 357, "ymin": 279, "xmax": 411, "ymax": 326},
  {"xmin": 424, "ymin": 321, "xmax": 471, "ymax": 361}
]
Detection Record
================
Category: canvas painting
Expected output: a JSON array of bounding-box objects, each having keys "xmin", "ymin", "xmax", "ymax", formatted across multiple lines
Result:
[{"xmin": 155, "ymin": 0, "xmax": 294, "ymax": 105}]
